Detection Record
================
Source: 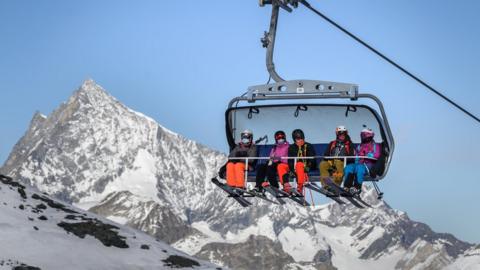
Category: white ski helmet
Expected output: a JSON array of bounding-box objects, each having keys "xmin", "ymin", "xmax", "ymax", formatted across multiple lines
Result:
[
  {"xmin": 335, "ymin": 125, "xmax": 348, "ymax": 135},
  {"xmin": 240, "ymin": 129, "xmax": 253, "ymax": 143}
]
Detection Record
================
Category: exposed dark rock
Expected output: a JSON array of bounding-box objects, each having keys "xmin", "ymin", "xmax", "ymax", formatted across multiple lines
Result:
[
  {"xmin": 140, "ymin": 244, "xmax": 150, "ymax": 250},
  {"xmin": 196, "ymin": 235, "xmax": 299, "ymax": 270},
  {"xmin": 0, "ymin": 175, "xmax": 27, "ymax": 199},
  {"xmin": 13, "ymin": 264, "xmax": 41, "ymax": 270},
  {"xmin": 17, "ymin": 188, "xmax": 27, "ymax": 199},
  {"xmin": 31, "ymin": 193, "xmax": 78, "ymax": 214},
  {"xmin": 360, "ymin": 219, "xmax": 472, "ymax": 259},
  {"xmin": 162, "ymin": 255, "xmax": 200, "ymax": 268},
  {"xmin": 0, "ymin": 175, "xmax": 25, "ymax": 189},
  {"xmin": 57, "ymin": 219, "xmax": 129, "ymax": 248},
  {"xmin": 313, "ymin": 247, "xmax": 334, "ymax": 265},
  {"xmin": 89, "ymin": 191, "xmax": 196, "ymax": 244},
  {"xmin": 13, "ymin": 265, "xmax": 41, "ymax": 270},
  {"xmin": 33, "ymin": 226, "xmax": 39, "ymax": 231},
  {"xmin": 36, "ymin": 203, "xmax": 47, "ymax": 210},
  {"xmin": 30, "ymin": 208, "xmax": 42, "ymax": 214},
  {"xmin": 38, "ymin": 216, "xmax": 48, "ymax": 221},
  {"xmin": 357, "ymin": 226, "xmax": 375, "ymax": 241},
  {"xmin": 19, "ymin": 204, "xmax": 25, "ymax": 210}
]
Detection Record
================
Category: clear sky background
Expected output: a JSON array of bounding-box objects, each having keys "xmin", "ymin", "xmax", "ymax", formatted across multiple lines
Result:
[{"xmin": 1, "ymin": 1, "xmax": 479, "ymax": 243}]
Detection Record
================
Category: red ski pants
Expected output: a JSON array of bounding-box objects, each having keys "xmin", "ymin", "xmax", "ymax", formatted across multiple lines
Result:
[
  {"xmin": 277, "ymin": 163, "xmax": 289, "ymax": 185},
  {"xmin": 295, "ymin": 162, "xmax": 308, "ymax": 192},
  {"xmin": 226, "ymin": 162, "xmax": 246, "ymax": 188}
]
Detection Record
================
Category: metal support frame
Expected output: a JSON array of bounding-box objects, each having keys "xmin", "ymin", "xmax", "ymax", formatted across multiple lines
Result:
[
  {"xmin": 226, "ymin": 80, "xmax": 395, "ymax": 182},
  {"xmin": 372, "ymin": 181, "xmax": 384, "ymax": 200},
  {"xmin": 246, "ymin": 80, "xmax": 359, "ymax": 102}
]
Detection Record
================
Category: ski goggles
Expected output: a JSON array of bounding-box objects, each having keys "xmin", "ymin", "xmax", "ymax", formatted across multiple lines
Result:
[
  {"xmin": 293, "ymin": 135, "xmax": 304, "ymax": 140},
  {"xmin": 241, "ymin": 134, "xmax": 252, "ymax": 140}
]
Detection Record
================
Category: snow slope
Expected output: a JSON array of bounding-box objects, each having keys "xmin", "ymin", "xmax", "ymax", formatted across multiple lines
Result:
[{"xmin": 0, "ymin": 174, "xmax": 218, "ymax": 270}]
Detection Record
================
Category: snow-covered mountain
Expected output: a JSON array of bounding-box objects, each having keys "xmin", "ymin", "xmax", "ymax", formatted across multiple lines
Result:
[
  {"xmin": 0, "ymin": 174, "xmax": 217, "ymax": 270},
  {"xmin": 2, "ymin": 79, "xmax": 479, "ymax": 270}
]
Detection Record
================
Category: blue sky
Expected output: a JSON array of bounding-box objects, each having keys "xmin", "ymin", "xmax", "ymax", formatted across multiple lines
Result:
[{"xmin": 1, "ymin": 1, "xmax": 479, "ymax": 243}]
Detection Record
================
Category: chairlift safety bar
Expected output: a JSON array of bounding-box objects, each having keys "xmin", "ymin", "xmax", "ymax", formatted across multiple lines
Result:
[
  {"xmin": 228, "ymin": 155, "xmax": 377, "ymax": 185},
  {"xmin": 228, "ymin": 155, "xmax": 376, "ymax": 161}
]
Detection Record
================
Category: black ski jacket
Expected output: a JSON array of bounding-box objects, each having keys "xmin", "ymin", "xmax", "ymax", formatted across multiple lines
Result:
[{"xmin": 288, "ymin": 143, "xmax": 316, "ymax": 171}]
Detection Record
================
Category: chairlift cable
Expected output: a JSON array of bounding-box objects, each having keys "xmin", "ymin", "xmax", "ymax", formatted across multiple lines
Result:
[{"xmin": 299, "ymin": 0, "xmax": 480, "ymax": 124}]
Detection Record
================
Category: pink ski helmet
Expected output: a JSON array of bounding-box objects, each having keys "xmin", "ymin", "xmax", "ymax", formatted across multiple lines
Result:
[{"xmin": 360, "ymin": 128, "xmax": 374, "ymax": 142}]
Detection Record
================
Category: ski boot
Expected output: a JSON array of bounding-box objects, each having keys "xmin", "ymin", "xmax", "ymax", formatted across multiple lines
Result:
[
  {"xmin": 348, "ymin": 187, "xmax": 361, "ymax": 196},
  {"xmin": 282, "ymin": 182, "xmax": 292, "ymax": 194},
  {"xmin": 252, "ymin": 186, "xmax": 265, "ymax": 196},
  {"xmin": 296, "ymin": 184, "xmax": 304, "ymax": 196}
]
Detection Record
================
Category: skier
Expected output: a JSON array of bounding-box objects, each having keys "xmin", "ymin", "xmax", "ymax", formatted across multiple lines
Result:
[
  {"xmin": 254, "ymin": 130, "xmax": 289, "ymax": 192},
  {"xmin": 343, "ymin": 128, "xmax": 381, "ymax": 194},
  {"xmin": 226, "ymin": 130, "xmax": 257, "ymax": 189},
  {"xmin": 319, "ymin": 126, "xmax": 355, "ymax": 187},
  {"xmin": 286, "ymin": 129, "xmax": 316, "ymax": 194}
]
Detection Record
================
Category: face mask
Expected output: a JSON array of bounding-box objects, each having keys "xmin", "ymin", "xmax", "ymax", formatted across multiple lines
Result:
[
  {"xmin": 241, "ymin": 138, "xmax": 250, "ymax": 144},
  {"xmin": 361, "ymin": 136, "xmax": 373, "ymax": 143},
  {"xmin": 277, "ymin": 139, "xmax": 285, "ymax": 144}
]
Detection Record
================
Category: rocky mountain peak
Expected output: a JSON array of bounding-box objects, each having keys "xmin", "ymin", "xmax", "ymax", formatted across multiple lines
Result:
[
  {"xmin": 28, "ymin": 111, "xmax": 47, "ymax": 132},
  {"xmin": 66, "ymin": 78, "xmax": 117, "ymax": 109}
]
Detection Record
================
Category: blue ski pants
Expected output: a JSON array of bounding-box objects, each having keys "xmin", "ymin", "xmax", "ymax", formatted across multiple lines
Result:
[{"xmin": 343, "ymin": 163, "xmax": 370, "ymax": 185}]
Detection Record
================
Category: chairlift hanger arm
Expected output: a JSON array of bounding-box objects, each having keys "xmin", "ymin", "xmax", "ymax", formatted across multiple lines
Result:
[
  {"xmin": 262, "ymin": 2, "xmax": 284, "ymax": 82},
  {"xmin": 260, "ymin": 0, "xmax": 302, "ymax": 82}
]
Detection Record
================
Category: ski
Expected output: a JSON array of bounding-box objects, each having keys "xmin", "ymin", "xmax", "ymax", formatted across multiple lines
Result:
[
  {"xmin": 270, "ymin": 186, "xmax": 309, "ymax": 206},
  {"xmin": 264, "ymin": 186, "xmax": 287, "ymax": 205},
  {"xmin": 211, "ymin": 178, "xmax": 252, "ymax": 207},
  {"xmin": 329, "ymin": 181, "xmax": 371, "ymax": 208},
  {"xmin": 351, "ymin": 194, "xmax": 372, "ymax": 208},
  {"xmin": 323, "ymin": 178, "xmax": 364, "ymax": 209},
  {"xmin": 290, "ymin": 189, "xmax": 311, "ymax": 206},
  {"xmin": 304, "ymin": 182, "xmax": 346, "ymax": 205},
  {"xmin": 242, "ymin": 189, "xmax": 279, "ymax": 205}
]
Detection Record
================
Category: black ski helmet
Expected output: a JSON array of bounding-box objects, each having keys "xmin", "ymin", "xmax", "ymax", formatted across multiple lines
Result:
[
  {"xmin": 292, "ymin": 129, "xmax": 305, "ymax": 140},
  {"xmin": 274, "ymin": 130, "xmax": 286, "ymax": 142}
]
